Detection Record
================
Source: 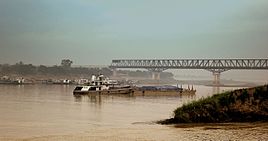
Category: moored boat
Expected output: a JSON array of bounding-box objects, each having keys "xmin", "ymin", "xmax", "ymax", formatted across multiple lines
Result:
[
  {"xmin": 0, "ymin": 76, "xmax": 27, "ymax": 84},
  {"xmin": 132, "ymin": 85, "xmax": 196, "ymax": 96},
  {"xmin": 73, "ymin": 74, "xmax": 133, "ymax": 95}
]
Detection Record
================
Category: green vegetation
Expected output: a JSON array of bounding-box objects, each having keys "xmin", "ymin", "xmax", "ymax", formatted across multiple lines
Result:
[
  {"xmin": 0, "ymin": 60, "xmax": 174, "ymax": 80},
  {"xmin": 0, "ymin": 61, "xmax": 112, "ymax": 78},
  {"xmin": 160, "ymin": 85, "xmax": 268, "ymax": 124}
]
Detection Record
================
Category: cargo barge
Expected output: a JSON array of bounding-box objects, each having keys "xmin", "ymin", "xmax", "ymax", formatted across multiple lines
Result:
[{"xmin": 132, "ymin": 85, "xmax": 196, "ymax": 96}]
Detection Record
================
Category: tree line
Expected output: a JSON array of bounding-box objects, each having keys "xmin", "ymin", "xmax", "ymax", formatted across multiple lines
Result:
[
  {"xmin": 0, "ymin": 60, "xmax": 174, "ymax": 79},
  {"xmin": 0, "ymin": 61, "xmax": 111, "ymax": 77}
]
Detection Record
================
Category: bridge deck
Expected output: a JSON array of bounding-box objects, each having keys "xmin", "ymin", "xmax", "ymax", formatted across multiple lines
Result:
[{"xmin": 110, "ymin": 59, "xmax": 268, "ymax": 70}]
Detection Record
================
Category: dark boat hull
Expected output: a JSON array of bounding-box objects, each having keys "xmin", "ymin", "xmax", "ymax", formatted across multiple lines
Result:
[
  {"xmin": 132, "ymin": 89, "xmax": 196, "ymax": 96},
  {"xmin": 73, "ymin": 88, "xmax": 133, "ymax": 95}
]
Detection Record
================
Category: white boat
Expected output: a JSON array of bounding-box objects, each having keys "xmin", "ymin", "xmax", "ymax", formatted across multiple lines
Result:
[{"xmin": 73, "ymin": 74, "xmax": 133, "ymax": 95}]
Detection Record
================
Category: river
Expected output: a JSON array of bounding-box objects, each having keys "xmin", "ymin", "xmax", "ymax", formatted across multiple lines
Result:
[{"xmin": 0, "ymin": 84, "xmax": 267, "ymax": 141}]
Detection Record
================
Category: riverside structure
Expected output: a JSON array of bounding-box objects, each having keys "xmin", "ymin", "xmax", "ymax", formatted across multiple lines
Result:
[{"xmin": 110, "ymin": 59, "xmax": 268, "ymax": 86}]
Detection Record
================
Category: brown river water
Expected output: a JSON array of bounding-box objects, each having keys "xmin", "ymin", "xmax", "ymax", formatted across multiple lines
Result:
[{"xmin": 0, "ymin": 84, "xmax": 267, "ymax": 141}]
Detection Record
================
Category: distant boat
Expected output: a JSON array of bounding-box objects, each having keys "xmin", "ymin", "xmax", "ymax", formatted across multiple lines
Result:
[
  {"xmin": 0, "ymin": 76, "xmax": 25, "ymax": 84},
  {"xmin": 53, "ymin": 79, "xmax": 72, "ymax": 85}
]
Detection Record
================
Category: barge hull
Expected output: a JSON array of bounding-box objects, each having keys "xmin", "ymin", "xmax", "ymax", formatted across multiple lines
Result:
[
  {"xmin": 132, "ymin": 90, "xmax": 196, "ymax": 96},
  {"xmin": 73, "ymin": 89, "xmax": 133, "ymax": 95}
]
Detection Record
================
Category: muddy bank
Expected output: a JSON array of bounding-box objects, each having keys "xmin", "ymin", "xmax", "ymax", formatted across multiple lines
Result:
[{"xmin": 160, "ymin": 85, "xmax": 268, "ymax": 124}]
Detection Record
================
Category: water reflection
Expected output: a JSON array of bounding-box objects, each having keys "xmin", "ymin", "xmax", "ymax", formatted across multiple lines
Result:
[
  {"xmin": 74, "ymin": 93, "xmax": 196, "ymax": 102},
  {"xmin": 74, "ymin": 94, "xmax": 103, "ymax": 105},
  {"xmin": 212, "ymin": 86, "xmax": 220, "ymax": 94},
  {"xmin": 74, "ymin": 95, "xmax": 82, "ymax": 102},
  {"xmin": 89, "ymin": 94, "xmax": 102, "ymax": 105}
]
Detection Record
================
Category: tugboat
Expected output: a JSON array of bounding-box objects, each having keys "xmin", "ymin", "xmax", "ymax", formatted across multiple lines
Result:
[{"xmin": 73, "ymin": 74, "xmax": 133, "ymax": 95}]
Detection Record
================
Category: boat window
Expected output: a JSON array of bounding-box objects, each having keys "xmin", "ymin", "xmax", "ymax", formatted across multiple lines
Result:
[
  {"xmin": 89, "ymin": 87, "xmax": 97, "ymax": 90},
  {"xmin": 74, "ymin": 87, "xmax": 83, "ymax": 90}
]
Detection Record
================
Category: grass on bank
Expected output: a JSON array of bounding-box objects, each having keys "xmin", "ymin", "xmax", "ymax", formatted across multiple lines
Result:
[{"xmin": 160, "ymin": 85, "xmax": 268, "ymax": 124}]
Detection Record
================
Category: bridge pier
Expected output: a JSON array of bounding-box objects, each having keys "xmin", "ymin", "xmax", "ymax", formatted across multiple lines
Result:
[
  {"xmin": 148, "ymin": 68, "xmax": 166, "ymax": 80},
  {"xmin": 213, "ymin": 72, "xmax": 221, "ymax": 86},
  {"xmin": 112, "ymin": 68, "xmax": 117, "ymax": 77},
  {"xmin": 212, "ymin": 86, "xmax": 220, "ymax": 94},
  {"xmin": 152, "ymin": 72, "xmax": 161, "ymax": 80},
  {"xmin": 207, "ymin": 69, "xmax": 228, "ymax": 86}
]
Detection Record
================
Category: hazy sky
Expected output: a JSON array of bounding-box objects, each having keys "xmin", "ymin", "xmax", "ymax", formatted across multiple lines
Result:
[{"xmin": 0, "ymin": 0, "xmax": 268, "ymax": 65}]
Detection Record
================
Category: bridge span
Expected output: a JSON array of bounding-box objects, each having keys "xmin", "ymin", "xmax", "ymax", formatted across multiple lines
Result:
[{"xmin": 109, "ymin": 59, "xmax": 268, "ymax": 85}]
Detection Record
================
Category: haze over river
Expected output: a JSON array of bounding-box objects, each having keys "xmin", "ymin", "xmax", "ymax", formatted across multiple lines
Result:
[{"xmin": 0, "ymin": 85, "xmax": 267, "ymax": 141}]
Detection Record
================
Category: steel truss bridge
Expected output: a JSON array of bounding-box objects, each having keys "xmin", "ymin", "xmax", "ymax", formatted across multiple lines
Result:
[{"xmin": 110, "ymin": 59, "xmax": 268, "ymax": 84}]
